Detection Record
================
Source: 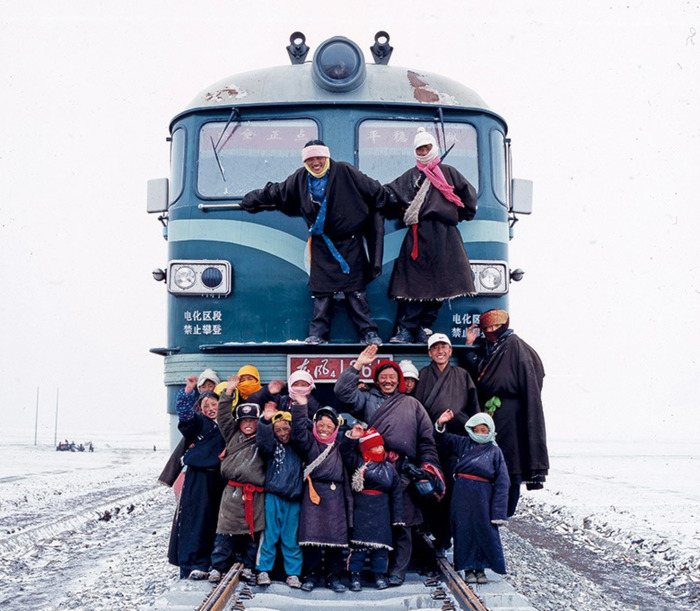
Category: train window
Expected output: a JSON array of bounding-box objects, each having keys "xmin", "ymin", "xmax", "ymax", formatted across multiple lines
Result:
[
  {"xmin": 197, "ymin": 119, "xmax": 319, "ymax": 198},
  {"xmin": 490, "ymin": 129, "xmax": 507, "ymax": 205},
  {"xmin": 169, "ymin": 128, "xmax": 186, "ymax": 205},
  {"xmin": 357, "ymin": 120, "xmax": 478, "ymax": 189}
]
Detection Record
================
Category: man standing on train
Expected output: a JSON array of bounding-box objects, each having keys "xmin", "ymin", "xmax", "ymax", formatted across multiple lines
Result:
[{"xmin": 241, "ymin": 140, "xmax": 385, "ymax": 346}]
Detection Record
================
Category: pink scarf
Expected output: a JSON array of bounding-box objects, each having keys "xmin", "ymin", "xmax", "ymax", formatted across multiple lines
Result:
[
  {"xmin": 416, "ymin": 157, "xmax": 464, "ymax": 208},
  {"xmin": 312, "ymin": 422, "xmax": 339, "ymax": 445}
]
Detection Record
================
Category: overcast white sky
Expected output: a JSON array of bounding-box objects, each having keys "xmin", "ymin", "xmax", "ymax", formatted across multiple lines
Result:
[{"xmin": 2, "ymin": 2, "xmax": 699, "ymax": 444}]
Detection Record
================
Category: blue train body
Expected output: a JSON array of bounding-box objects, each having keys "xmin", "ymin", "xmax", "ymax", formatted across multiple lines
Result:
[{"xmin": 147, "ymin": 33, "xmax": 532, "ymax": 446}]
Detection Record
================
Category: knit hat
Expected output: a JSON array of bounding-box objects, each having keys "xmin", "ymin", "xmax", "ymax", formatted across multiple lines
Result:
[
  {"xmin": 414, "ymin": 127, "xmax": 439, "ymax": 163},
  {"xmin": 193, "ymin": 391, "xmax": 219, "ymax": 415},
  {"xmin": 302, "ymin": 139, "xmax": 331, "ymax": 161},
  {"xmin": 358, "ymin": 427, "xmax": 384, "ymax": 453},
  {"xmin": 235, "ymin": 402, "xmax": 261, "ymax": 421},
  {"xmin": 236, "ymin": 364, "xmax": 260, "ymax": 381},
  {"xmin": 197, "ymin": 368, "xmax": 220, "ymax": 390},
  {"xmin": 428, "ymin": 333, "xmax": 451, "ymax": 349},
  {"xmin": 398, "ymin": 359, "xmax": 419, "ymax": 381},
  {"xmin": 372, "ymin": 360, "xmax": 406, "ymax": 393},
  {"xmin": 479, "ymin": 309, "xmax": 509, "ymax": 329}
]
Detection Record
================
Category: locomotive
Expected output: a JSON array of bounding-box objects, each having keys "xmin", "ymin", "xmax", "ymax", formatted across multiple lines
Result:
[{"xmin": 147, "ymin": 32, "xmax": 533, "ymax": 446}]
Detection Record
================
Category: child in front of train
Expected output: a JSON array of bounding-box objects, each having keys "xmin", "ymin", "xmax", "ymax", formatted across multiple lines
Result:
[
  {"xmin": 290, "ymin": 395, "xmax": 350, "ymax": 593},
  {"xmin": 434, "ymin": 410, "xmax": 510, "ymax": 584},
  {"xmin": 398, "ymin": 360, "xmax": 419, "ymax": 396},
  {"xmin": 254, "ymin": 404, "xmax": 304, "ymax": 588},
  {"xmin": 340, "ymin": 426, "xmax": 403, "ymax": 592},
  {"xmin": 246, "ymin": 370, "xmax": 321, "ymax": 418},
  {"xmin": 208, "ymin": 375, "xmax": 266, "ymax": 584}
]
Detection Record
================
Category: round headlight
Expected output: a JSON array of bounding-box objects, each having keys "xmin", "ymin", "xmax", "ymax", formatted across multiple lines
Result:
[
  {"xmin": 312, "ymin": 37, "xmax": 367, "ymax": 92},
  {"xmin": 173, "ymin": 266, "xmax": 196, "ymax": 290},
  {"xmin": 201, "ymin": 266, "xmax": 223, "ymax": 289},
  {"xmin": 479, "ymin": 267, "xmax": 503, "ymax": 290}
]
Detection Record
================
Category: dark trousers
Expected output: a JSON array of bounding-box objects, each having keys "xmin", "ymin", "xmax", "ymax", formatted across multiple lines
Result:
[
  {"xmin": 302, "ymin": 546, "xmax": 345, "ymax": 581},
  {"xmin": 309, "ymin": 291, "xmax": 377, "ymax": 339},
  {"xmin": 422, "ymin": 488, "xmax": 452, "ymax": 551},
  {"xmin": 347, "ymin": 546, "xmax": 389, "ymax": 574},
  {"xmin": 210, "ymin": 532, "xmax": 260, "ymax": 572},
  {"xmin": 396, "ymin": 300, "xmax": 442, "ymax": 333},
  {"xmin": 507, "ymin": 476, "xmax": 522, "ymax": 517},
  {"xmin": 388, "ymin": 525, "xmax": 412, "ymax": 579}
]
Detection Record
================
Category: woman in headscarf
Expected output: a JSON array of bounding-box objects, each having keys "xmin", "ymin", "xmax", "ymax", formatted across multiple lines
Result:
[
  {"xmin": 384, "ymin": 127, "xmax": 478, "ymax": 344},
  {"xmin": 434, "ymin": 410, "xmax": 509, "ymax": 584}
]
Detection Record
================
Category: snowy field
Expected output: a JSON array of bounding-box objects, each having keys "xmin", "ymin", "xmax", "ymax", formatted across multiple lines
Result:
[{"xmin": 0, "ymin": 437, "xmax": 698, "ymax": 610}]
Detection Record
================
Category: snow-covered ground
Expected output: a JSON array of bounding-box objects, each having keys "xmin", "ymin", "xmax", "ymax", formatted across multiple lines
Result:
[{"xmin": 0, "ymin": 438, "xmax": 697, "ymax": 610}]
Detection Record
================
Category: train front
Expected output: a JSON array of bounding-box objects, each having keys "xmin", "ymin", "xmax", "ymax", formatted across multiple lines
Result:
[{"xmin": 147, "ymin": 33, "xmax": 533, "ymax": 446}]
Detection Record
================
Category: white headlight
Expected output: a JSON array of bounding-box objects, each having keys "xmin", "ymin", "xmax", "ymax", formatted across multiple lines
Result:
[
  {"xmin": 479, "ymin": 266, "xmax": 503, "ymax": 290},
  {"xmin": 173, "ymin": 266, "xmax": 197, "ymax": 289},
  {"xmin": 167, "ymin": 260, "xmax": 232, "ymax": 296}
]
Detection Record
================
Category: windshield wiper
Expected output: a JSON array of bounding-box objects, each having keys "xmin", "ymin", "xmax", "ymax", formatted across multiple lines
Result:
[{"xmin": 211, "ymin": 107, "xmax": 241, "ymax": 182}]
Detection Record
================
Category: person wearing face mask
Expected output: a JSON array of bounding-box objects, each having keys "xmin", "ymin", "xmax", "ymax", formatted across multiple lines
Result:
[
  {"xmin": 384, "ymin": 127, "xmax": 478, "ymax": 344},
  {"xmin": 290, "ymin": 398, "xmax": 350, "ymax": 593},
  {"xmin": 334, "ymin": 344, "xmax": 441, "ymax": 587},
  {"xmin": 241, "ymin": 140, "xmax": 386, "ymax": 346},
  {"xmin": 168, "ymin": 390, "xmax": 226, "ymax": 580},
  {"xmin": 434, "ymin": 410, "xmax": 509, "ymax": 584},
  {"xmin": 465, "ymin": 309, "xmax": 548, "ymax": 517},
  {"xmin": 246, "ymin": 370, "xmax": 321, "ymax": 419}
]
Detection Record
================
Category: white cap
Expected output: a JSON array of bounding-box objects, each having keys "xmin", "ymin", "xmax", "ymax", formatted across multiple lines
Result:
[
  {"xmin": 427, "ymin": 333, "xmax": 451, "ymax": 349},
  {"xmin": 399, "ymin": 360, "xmax": 420, "ymax": 381}
]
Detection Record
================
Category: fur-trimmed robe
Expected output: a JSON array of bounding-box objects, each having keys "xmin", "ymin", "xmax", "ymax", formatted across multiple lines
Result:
[
  {"xmin": 215, "ymin": 392, "xmax": 266, "ymax": 536},
  {"xmin": 340, "ymin": 435, "xmax": 403, "ymax": 550},
  {"xmin": 241, "ymin": 161, "xmax": 385, "ymax": 293},
  {"xmin": 290, "ymin": 402, "xmax": 351, "ymax": 548},
  {"xmin": 465, "ymin": 331, "xmax": 549, "ymax": 481},
  {"xmin": 384, "ymin": 164, "xmax": 477, "ymax": 300},
  {"xmin": 435, "ymin": 428, "xmax": 509, "ymax": 573}
]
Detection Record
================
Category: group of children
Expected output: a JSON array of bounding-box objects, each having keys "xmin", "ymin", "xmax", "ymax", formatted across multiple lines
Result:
[{"xmin": 167, "ymin": 361, "xmax": 510, "ymax": 591}]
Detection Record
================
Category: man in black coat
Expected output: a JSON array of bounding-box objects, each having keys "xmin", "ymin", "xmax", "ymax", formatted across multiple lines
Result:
[
  {"xmin": 241, "ymin": 140, "xmax": 384, "ymax": 346},
  {"xmin": 465, "ymin": 309, "xmax": 549, "ymax": 516},
  {"xmin": 413, "ymin": 333, "xmax": 480, "ymax": 557}
]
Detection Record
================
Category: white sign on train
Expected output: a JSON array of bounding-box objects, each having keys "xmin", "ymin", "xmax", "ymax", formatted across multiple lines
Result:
[{"xmin": 287, "ymin": 354, "xmax": 394, "ymax": 383}]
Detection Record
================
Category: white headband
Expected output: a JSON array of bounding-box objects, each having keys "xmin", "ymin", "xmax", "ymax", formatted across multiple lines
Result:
[{"xmin": 302, "ymin": 145, "xmax": 330, "ymax": 161}]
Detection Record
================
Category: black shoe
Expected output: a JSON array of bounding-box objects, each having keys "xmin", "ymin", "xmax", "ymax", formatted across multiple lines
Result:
[
  {"xmin": 327, "ymin": 577, "xmax": 347, "ymax": 593},
  {"xmin": 304, "ymin": 335, "xmax": 327, "ymax": 345},
  {"xmin": 388, "ymin": 574, "xmax": 404, "ymax": 587},
  {"xmin": 375, "ymin": 574, "xmax": 389, "ymax": 590},
  {"xmin": 301, "ymin": 577, "xmax": 316, "ymax": 592},
  {"xmin": 416, "ymin": 327, "xmax": 431, "ymax": 344},
  {"xmin": 361, "ymin": 331, "xmax": 383, "ymax": 346},
  {"xmin": 389, "ymin": 327, "xmax": 414, "ymax": 344},
  {"xmin": 349, "ymin": 572, "xmax": 362, "ymax": 592}
]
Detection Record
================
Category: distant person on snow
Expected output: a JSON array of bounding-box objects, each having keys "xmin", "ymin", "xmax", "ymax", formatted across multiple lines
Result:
[
  {"xmin": 241, "ymin": 140, "xmax": 386, "ymax": 346},
  {"xmin": 465, "ymin": 309, "xmax": 548, "ymax": 516}
]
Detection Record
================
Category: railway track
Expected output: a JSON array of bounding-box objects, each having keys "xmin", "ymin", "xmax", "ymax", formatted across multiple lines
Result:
[{"xmin": 151, "ymin": 556, "xmax": 536, "ymax": 611}]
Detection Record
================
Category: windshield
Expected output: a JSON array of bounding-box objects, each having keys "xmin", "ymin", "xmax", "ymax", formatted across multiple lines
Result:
[
  {"xmin": 197, "ymin": 119, "xmax": 319, "ymax": 198},
  {"xmin": 357, "ymin": 120, "xmax": 478, "ymax": 189}
]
